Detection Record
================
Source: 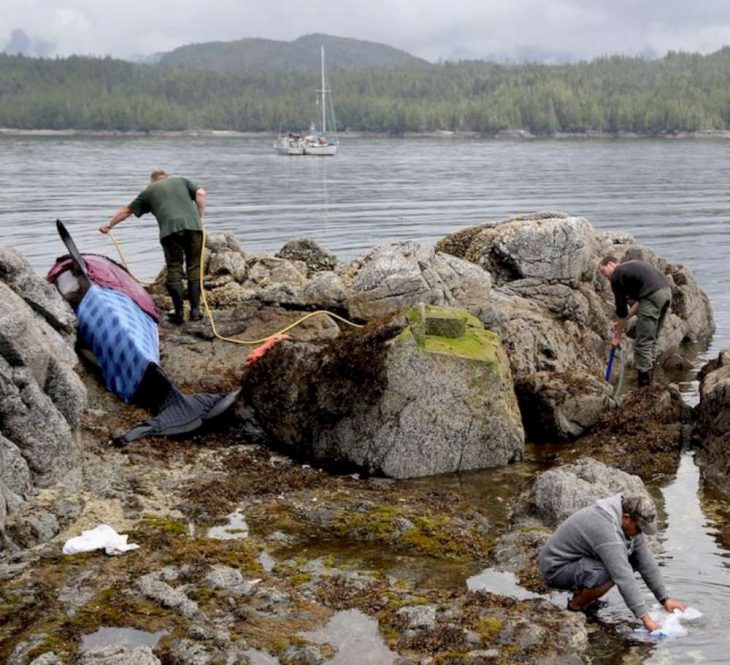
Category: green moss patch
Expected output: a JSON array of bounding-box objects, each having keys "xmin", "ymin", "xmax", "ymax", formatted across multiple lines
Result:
[
  {"xmin": 399, "ymin": 305, "xmax": 501, "ymax": 364},
  {"xmin": 333, "ymin": 502, "xmax": 493, "ymax": 561}
]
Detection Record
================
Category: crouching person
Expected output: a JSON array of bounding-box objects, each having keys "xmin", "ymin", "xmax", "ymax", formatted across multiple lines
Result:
[{"xmin": 538, "ymin": 494, "xmax": 686, "ymax": 631}]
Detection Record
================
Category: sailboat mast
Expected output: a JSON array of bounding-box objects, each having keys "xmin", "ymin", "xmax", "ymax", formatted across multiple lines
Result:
[{"xmin": 320, "ymin": 45, "xmax": 326, "ymax": 134}]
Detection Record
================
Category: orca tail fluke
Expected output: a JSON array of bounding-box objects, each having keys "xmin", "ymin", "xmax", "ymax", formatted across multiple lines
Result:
[{"xmin": 116, "ymin": 364, "xmax": 240, "ymax": 445}]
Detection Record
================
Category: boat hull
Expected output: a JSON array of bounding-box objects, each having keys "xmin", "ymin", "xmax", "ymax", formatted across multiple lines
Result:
[
  {"xmin": 273, "ymin": 137, "xmax": 304, "ymax": 156},
  {"xmin": 303, "ymin": 142, "xmax": 337, "ymax": 156}
]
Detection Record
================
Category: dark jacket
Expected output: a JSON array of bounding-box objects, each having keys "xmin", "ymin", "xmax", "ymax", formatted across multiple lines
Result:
[{"xmin": 610, "ymin": 260, "xmax": 670, "ymax": 318}]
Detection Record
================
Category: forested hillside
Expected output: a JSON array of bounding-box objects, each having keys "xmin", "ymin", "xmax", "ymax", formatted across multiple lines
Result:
[
  {"xmin": 159, "ymin": 33, "xmax": 428, "ymax": 71},
  {"xmin": 2, "ymin": 48, "xmax": 730, "ymax": 134}
]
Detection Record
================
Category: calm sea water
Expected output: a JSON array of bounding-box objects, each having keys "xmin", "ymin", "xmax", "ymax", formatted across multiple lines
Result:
[{"xmin": 2, "ymin": 134, "xmax": 730, "ymax": 662}]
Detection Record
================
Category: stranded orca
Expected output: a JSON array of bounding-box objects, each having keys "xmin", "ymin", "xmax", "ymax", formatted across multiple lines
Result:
[{"xmin": 47, "ymin": 220, "xmax": 240, "ymax": 445}]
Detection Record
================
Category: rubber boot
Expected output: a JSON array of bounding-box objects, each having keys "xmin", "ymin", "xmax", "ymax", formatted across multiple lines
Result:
[
  {"xmin": 188, "ymin": 282, "xmax": 203, "ymax": 322},
  {"xmin": 166, "ymin": 283, "xmax": 185, "ymax": 325},
  {"xmin": 637, "ymin": 370, "xmax": 651, "ymax": 388}
]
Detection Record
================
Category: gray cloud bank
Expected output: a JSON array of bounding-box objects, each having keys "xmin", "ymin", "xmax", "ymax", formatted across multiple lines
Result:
[{"xmin": 3, "ymin": 0, "xmax": 730, "ymax": 63}]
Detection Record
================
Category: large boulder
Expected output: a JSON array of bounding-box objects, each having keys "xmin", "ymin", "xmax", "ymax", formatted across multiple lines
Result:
[
  {"xmin": 516, "ymin": 372, "xmax": 615, "ymax": 442},
  {"xmin": 342, "ymin": 241, "xmax": 492, "ymax": 321},
  {"xmin": 240, "ymin": 305, "xmax": 524, "ymax": 478},
  {"xmin": 0, "ymin": 245, "xmax": 86, "ymax": 552},
  {"xmin": 0, "ymin": 283, "xmax": 83, "ymax": 482},
  {"xmin": 526, "ymin": 458, "xmax": 648, "ymax": 527},
  {"xmin": 0, "ymin": 245, "xmax": 76, "ymax": 335},
  {"xmin": 480, "ymin": 290, "xmax": 605, "ymax": 378},
  {"xmin": 694, "ymin": 350, "xmax": 730, "ymax": 497},
  {"xmin": 452, "ymin": 212, "xmax": 596, "ymax": 287}
]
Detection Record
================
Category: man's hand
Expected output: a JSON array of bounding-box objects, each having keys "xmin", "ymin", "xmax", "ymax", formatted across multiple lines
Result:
[
  {"xmin": 610, "ymin": 323, "xmax": 623, "ymax": 347},
  {"xmin": 662, "ymin": 598, "xmax": 687, "ymax": 613},
  {"xmin": 102, "ymin": 206, "xmax": 131, "ymax": 233},
  {"xmin": 195, "ymin": 188, "xmax": 207, "ymax": 219},
  {"xmin": 640, "ymin": 613, "xmax": 661, "ymax": 632},
  {"xmin": 610, "ymin": 317, "xmax": 627, "ymax": 347}
]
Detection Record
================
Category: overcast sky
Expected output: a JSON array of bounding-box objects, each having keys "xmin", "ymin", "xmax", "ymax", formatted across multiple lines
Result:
[{"xmin": 4, "ymin": 0, "xmax": 730, "ymax": 63}]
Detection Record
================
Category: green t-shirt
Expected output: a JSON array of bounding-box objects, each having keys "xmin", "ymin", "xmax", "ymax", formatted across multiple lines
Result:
[{"xmin": 129, "ymin": 176, "xmax": 203, "ymax": 239}]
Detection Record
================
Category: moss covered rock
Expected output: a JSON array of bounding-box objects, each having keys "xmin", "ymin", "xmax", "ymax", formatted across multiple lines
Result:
[{"xmin": 241, "ymin": 305, "xmax": 523, "ymax": 479}]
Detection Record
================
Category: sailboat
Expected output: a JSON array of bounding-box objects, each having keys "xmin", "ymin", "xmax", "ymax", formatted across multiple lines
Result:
[
  {"xmin": 274, "ymin": 46, "xmax": 338, "ymax": 157},
  {"xmin": 273, "ymin": 132, "xmax": 305, "ymax": 155}
]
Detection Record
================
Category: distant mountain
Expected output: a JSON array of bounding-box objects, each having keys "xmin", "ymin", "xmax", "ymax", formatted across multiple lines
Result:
[
  {"xmin": 129, "ymin": 51, "xmax": 168, "ymax": 65},
  {"xmin": 2, "ymin": 28, "xmax": 54, "ymax": 57},
  {"xmin": 158, "ymin": 33, "xmax": 429, "ymax": 71}
]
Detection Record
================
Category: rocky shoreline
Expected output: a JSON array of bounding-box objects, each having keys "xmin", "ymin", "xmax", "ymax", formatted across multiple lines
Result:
[
  {"xmin": 4, "ymin": 128, "xmax": 730, "ymax": 141},
  {"xmin": 1, "ymin": 212, "xmax": 728, "ymax": 664}
]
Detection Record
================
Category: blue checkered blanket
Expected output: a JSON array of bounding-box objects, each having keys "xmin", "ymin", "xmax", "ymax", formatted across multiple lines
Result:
[{"xmin": 77, "ymin": 285, "xmax": 160, "ymax": 403}]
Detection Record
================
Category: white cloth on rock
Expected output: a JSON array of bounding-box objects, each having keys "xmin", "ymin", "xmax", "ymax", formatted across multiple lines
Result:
[{"xmin": 62, "ymin": 524, "xmax": 140, "ymax": 556}]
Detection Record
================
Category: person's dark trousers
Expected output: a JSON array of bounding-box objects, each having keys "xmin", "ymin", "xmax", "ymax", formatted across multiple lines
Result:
[
  {"xmin": 635, "ymin": 287, "xmax": 672, "ymax": 371},
  {"xmin": 184, "ymin": 231, "xmax": 204, "ymax": 320},
  {"xmin": 161, "ymin": 230, "xmax": 204, "ymax": 322},
  {"xmin": 635, "ymin": 286, "xmax": 672, "ymax": 384}
]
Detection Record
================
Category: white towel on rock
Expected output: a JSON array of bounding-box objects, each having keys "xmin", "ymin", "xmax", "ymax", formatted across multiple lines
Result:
[{"xmin": 62, "ymin": 524, "xmax": 140, "ymax": 556}]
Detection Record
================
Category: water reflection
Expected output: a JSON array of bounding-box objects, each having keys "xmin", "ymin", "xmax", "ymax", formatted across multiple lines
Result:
[
  {"xmin": 466, "ymin": 568, "xmax": 544, "ymax": 600},
  {"xmin": 80, "ymin": 626, "xmax": 167, "ymax": 651},
  {"xmin": 207, "ymin": 508, "xmax": 249, "ymax": 540},
  {"xmin": 299, "ymin": 608, "xmax": 399, "ymax": 665},
  {"xmin": 644, "ymin": 452, "xmax": 730, "ymax": 664}
]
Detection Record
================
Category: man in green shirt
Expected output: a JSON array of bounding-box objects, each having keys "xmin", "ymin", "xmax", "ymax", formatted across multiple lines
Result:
[{"xmin": 100, "ymin": 169, "xmax": 206, "ymax": 324}]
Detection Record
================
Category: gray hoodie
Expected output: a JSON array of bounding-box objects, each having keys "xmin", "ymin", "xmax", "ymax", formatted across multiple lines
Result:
[{"xmin": 538, "ymin": 494, "xmax": 669, "ymax": 618}]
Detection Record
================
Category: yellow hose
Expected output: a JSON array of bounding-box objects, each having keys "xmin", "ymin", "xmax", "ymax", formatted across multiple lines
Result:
[{"xmin": 108, "ymin": 228, "xmax": 363, "ymax": 345}]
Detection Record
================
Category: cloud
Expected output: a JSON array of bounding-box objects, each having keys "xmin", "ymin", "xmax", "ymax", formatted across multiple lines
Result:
[{"xmin": 2, "ymin": 0, "xmax": 730, "ymax": 62}]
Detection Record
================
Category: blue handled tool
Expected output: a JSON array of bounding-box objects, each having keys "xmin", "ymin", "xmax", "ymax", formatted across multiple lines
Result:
[{"xmin": 605, "ymin": 346, "xmax": 616, "ymax": 382}]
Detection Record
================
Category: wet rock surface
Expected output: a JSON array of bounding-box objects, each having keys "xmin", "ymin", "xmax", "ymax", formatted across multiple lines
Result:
[
  {"xmin": 573, "ymin": 384, "xmax": 690, "ymax": 481},
  {"xmin": 0, "ymin": 428, "xmax": 589, "ymax": 664}
]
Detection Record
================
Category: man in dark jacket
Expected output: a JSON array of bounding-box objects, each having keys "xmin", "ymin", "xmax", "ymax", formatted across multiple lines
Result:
[
  {"xmin": 598, "ymin": 256, "xmax": 672, "ymax": 386},
  {"xmin": 100, "ymin": 169, "xmax": 206, "ymax": 324},
  {"xmin": 539, "ymin": 494, "xmax": 685, "ymax": 631}
]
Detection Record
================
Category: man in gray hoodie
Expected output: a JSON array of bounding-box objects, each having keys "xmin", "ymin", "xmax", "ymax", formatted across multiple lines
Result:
[{"xmin": 538, "ymin": 494, "xmax": 686, "ymax": 631}]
